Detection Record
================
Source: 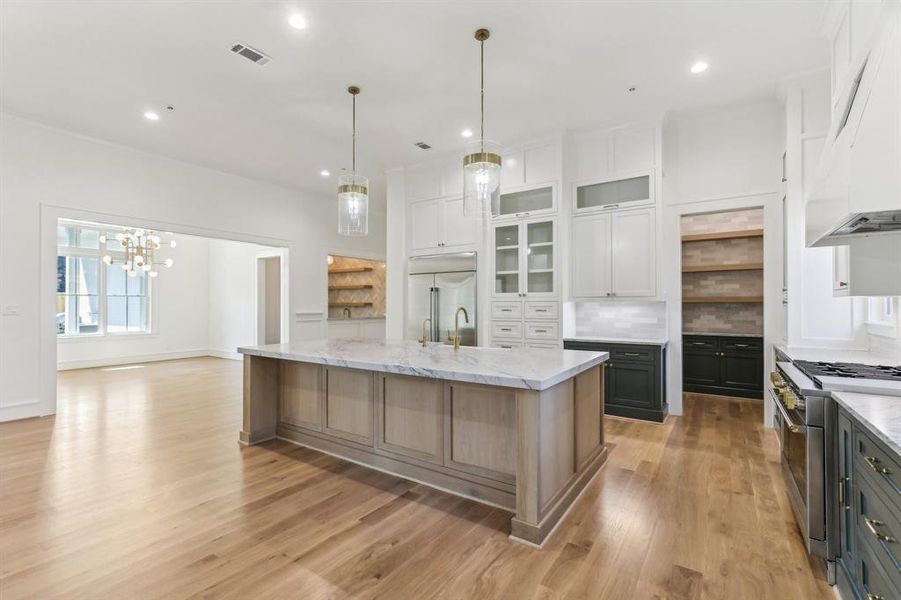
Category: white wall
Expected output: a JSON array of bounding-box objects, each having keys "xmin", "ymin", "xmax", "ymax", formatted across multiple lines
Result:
[
  {"xmin": 207, "ymin": 239, "xmax": 279, "ymax": 360},
  {"xmin": 0, "ymin": 114, "xmax": 385, "ymax": 421},
  {"xmin": 56, "ymin": 233, "xmax": 211, "ymax": 369}
]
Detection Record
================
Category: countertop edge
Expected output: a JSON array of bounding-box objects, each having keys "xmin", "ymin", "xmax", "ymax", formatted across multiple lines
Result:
[
  {"xmin": 832, "ymin": 391, "xmax": 901, "ymax": 459},
  {"xmin": 563, "ymin": 337, "xmax": 668, "ymax": 347},
  {"xmin": 238, "ymin": 346, "xmax": 609, "ymax": 391}
]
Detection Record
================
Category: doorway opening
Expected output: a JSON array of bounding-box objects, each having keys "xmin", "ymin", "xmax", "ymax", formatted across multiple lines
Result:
[
  {"xmin": 679, "ymin": 208, "xmax": 765, "ymax": 401},
  {"xmin": 256, "ymin": 254, "xmax": 282, "ymax": 345}
]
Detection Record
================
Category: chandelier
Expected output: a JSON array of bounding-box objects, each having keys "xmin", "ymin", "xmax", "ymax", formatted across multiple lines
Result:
[
  {"xmin": 100, "ymin": 228, "xmax": 175, "ymax": 278},
  {"xmin": 462, "ymin": 28, "xmax": 501, "ymax": 219}
]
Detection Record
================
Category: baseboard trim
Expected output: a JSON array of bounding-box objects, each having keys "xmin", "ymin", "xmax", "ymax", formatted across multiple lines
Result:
[
  {"xmin": 206, "ymin": 349, "xmax": 243, "ymax": 361},
  {"xmin": 57, "ymin": 349, "xmax": 225, "ymax": 371}
]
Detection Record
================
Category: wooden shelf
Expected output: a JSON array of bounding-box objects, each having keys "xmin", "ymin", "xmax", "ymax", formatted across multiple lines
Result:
[
  {"xmin": 682, "ymin": 262, "xmax": 763, "ymax": 273},
  {"xmin": 328, "ymin": 302, "xmax": 373, "ymax": 307},
  {"xmin": 328, "ymin": 267, "xmax": 373, "ymax": 274},
  {"xmin": 683, "ymin": 296, "xmax": 763, "ymax": 304},
  {"xmin": 681, "ymin": 229, "xmax": 764, "ymax": 242},
  {"xmin": 328, "ymin": 284, "xmax": 373, "ymax": 291}
]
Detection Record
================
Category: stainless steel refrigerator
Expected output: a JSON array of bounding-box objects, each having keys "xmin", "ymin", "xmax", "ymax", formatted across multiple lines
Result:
[{"xmin": 407, "ymin": 252, "xmax": 477, "ymax": 346}]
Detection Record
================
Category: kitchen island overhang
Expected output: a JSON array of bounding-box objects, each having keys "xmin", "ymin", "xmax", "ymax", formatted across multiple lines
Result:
[{"xmin": 239, "ymin": 340, "xmax": 609, "ymax": 546}]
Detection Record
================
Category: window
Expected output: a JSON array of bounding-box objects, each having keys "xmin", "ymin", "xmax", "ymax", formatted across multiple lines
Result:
[
  {"xmin": 57, "ymin": 221, "xmax": 151, "ymax": 337},
  {"xmin": 866, "ymin": 297, "xmax": 899, "ymax": 339}
]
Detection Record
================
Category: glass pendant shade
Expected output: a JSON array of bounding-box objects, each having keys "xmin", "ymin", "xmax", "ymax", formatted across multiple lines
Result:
[
  {"xmin": 337, "ymin": 173, "xmax": 369, "ymax": 236},
  {"xmin": 463, "ymin": 139, "xmax": 501, "ymax": 218}
]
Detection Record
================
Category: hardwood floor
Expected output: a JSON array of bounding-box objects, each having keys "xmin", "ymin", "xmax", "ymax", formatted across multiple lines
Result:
[{"xmin": 0, "ymin": 359, "xmax": 832, "ymax": 599}]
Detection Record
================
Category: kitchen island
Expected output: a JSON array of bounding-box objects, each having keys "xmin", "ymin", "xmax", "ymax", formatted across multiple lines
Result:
[{"xmin": 238, "ymin": 339, "xmax": 609, "ymax": 546}]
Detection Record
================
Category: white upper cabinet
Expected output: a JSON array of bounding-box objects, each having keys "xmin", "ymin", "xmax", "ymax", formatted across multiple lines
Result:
[
  {"xmin": 572, "ymin": 124, "xmax": 656, "ymax": 181},
  {"xmin": 500, "ymin": 142, "xmax": 560, "ymax": 189},
  {"xmin": 408, "ymin": 199, "xmax": 442, "ymax": 251},
  {"xmin": 441, "ymin": 196, "xmax": 475, "ymax": 248},
  {"xmin": 497, "ymin": 184, "xmax": 556, "ymax": 220},
  {"xmin": 571, "ymin": 207, "xmax": 656, "ymax": 299},
  {"xmin": 492, "ymin": 217, "xmax": 557, "ymax": 298},
  {"xmin": 611, "ymin": 208, "xmax": 656, "ymax": 297},
  {"xmin": 571, "ymin": 213, "xmax": 612, "ymax": 297},
  {"xmin": 408, "ymin": 196, "xmax": 476, "ymax": 253},
  {"xmin": 574, "ymin": 171, "xmax": 655, "ymax": 214}
]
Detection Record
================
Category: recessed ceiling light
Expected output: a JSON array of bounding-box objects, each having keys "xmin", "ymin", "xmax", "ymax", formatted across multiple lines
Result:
[
  {"xmin": 289, "ymin": 14, "xmax": 307, "ymax": 30},
  {"xmin": 320, "ymin": 170, "xmax": 330, "ymax": 177},
  {"xmin": 143, "ymin": 111, "xmax": 160, "ymax": 121},
  {"xmin": 690, "ymin": 61, "xmax": 709, "ymax": 74},
  {"xmin": 461, "ymin": 129, "xmax": 473, "ymax": 138}
]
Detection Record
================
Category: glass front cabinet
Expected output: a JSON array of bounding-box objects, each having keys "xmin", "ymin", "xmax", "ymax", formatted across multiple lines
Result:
[{"xmin": 493, "ymin": 217, "xmax": 557, "ymax": 298}]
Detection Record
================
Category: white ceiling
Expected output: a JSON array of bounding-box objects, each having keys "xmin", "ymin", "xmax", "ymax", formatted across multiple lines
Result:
[{"xmin": 1, "ymin": 1, "xmax": 828, "ymax": 203}]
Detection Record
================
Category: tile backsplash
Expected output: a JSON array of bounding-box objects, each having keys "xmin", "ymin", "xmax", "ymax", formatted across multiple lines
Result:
[{"xmin": 572, "ymin": 301, "xmax": 667, "ymax": 340}]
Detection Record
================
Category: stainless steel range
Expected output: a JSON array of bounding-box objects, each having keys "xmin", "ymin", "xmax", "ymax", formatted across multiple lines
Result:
[{"xmin": 770, "ymin": 357, "xmax": 901, "ymax": 583}]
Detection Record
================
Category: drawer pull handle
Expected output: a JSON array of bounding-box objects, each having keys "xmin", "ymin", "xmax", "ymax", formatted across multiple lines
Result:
[
  {"xmin": 864, "ymin": 517, "xmax": 896, "ymax": 543},
  {"xmin": 534, "ymin": 329, "xmax": 547, "ymax": 333},
  {"xmin": 500, "ymin": 328, "xmax": 512, "ymax": 332},
  {"xmin": 734, "ymin": 343, "xmax": 749, "ymax": 348},
  {"xmin": 866, "ymin": 594, "xmax": 885, "ymax": 600},
  {"xmin": 535, "ymin": 309, "xmax": 547, "ymax": 312},
  {"xmin": 691, "ymin": 342, "xmax": 706, "ymax": 346},
  {"xmin": 864, "ymin": 455, "xmax": 892, "ymax": 475},
  {"xmin": 623, "ymin": 352, "xmax": 641, "ymax": 357},
  {"xmin": 501, "ymin": 309, "xmax": 512, "ymax": 312}
]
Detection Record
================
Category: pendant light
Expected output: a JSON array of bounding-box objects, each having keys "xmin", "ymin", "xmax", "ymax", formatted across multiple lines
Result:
[
  {"xmin": 338, "ymin": 86, "xmax": 369, "ymax": 236},
  {"xmin": 462, "ymin": 28, "xmax": 501, "ymax": 219}
]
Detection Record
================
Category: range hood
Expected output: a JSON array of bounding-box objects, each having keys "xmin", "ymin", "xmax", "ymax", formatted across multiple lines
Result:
[
  {"xmin": 831, "ymin": 211, "xmax": 901, "ymax": 236},
  {"xmin": 805, "ymin": 8, "xmax": 901, "ymax": 247}
]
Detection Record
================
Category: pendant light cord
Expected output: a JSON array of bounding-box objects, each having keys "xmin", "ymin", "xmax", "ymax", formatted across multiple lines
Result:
[
  {"xmin": 480, "ymin": 37, "xmax": 485, "ymax": 152},
  {"xmin": 352, "ymin": 92, "xmax": 356, "ymax": 175}
]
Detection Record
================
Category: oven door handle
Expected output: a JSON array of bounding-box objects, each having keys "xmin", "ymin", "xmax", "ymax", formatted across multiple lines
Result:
[{"xmin": 771, "ymin": 388, "xmax": 806, "ymax": 433}]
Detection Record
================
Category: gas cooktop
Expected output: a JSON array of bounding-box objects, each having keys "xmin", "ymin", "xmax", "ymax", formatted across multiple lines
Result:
[{"xmin": 795, "ymin": 360, "xmax": 901, "ymax": 386}]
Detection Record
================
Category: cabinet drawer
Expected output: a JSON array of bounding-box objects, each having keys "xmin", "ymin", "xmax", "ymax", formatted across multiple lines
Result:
[
  {"xmin": 491, "ymin": 301, "xmax": 522, "ymax": 319},
  {"xmin": 526, "ymin": 341, "xmax": 561, "ymax": 349},
  {"xmin": 855, "ymin": 471, "xmax": 901, "ymax": 582},
  {"xmin": 855, "ymin": 427, "xmax": 901, "ymax": 502},
  {"xmin": 491, "ymin": 339, "xmax": 521, "ymax": 349},
  {"xmin": 610, "ymin": 346, "xmax": 656, "ymax": 363},
  {"xmin": 491, "ymin": 321, "xmax": 522, "ymax": 339},
  {"xmin": 856, "ymin": 531, "xmax": 901, "ymax": 600},
  {"xmin": 683, "ymin": 336, "xmax": 718, "ymax": 350},
  {"xmin": 524, "ymin": 301, "xmax": 558, "ymax": 320},
  {"xmin": 525, "ymin": 322, "xmax": 559, "ymax": 340},
  {"xmin": 721, "ymin": 338, "xmax": 763, "ymax": 353}
]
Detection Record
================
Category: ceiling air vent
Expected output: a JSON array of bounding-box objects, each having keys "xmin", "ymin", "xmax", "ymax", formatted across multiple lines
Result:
[
  {"xmin": 414, "ymin": 142, "xmax": 432, "ymax": 150},
  {"xmin": 230, "ymin": 42, "xmax": 272, "ymax": 65}
]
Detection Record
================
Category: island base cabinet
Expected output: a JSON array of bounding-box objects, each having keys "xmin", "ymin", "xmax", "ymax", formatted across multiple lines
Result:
[{"xmin": 241, "ymin": 354, "xmax": 609, "ymax": 548}]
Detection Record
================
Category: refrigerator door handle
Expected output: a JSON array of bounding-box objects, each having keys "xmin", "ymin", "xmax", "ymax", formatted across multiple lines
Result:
[{"xmin": 430, "ymin": 287, "xmax": 440, "ymax": 342}]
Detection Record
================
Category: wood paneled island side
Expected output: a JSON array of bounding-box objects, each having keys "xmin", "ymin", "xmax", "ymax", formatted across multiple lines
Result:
[{"xmin": 238, "ymin": 340, "xmax": 609, "ymax": 546}]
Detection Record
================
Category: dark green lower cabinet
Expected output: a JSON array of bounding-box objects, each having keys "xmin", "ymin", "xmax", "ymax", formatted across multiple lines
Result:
[
  {"xmin": 563, "ymin": 340, "xmax": 667, "ymax": 422},
  {"xmin": 834, "ymin": 403, "xmax": 901, "ymax": 600},
  {"xmin": 682, "ymin": 335, "xmax": 763, "ymax": 399}
]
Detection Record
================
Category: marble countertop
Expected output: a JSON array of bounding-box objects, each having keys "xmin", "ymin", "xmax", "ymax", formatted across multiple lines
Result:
[
  {"xmin": 564, "ymin": 336, "xmax": 668, "ymax": 347},
  {"xmin": 774, "ymin": 343, "xmax": 901, "ymax": 367},
  {"xmin": 238, "ymin": 340, "xmax": 608, "ymax": 391},
  {"xmin": 833, "ymin": 391, "xmax": 901, "ymax": 458}
]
